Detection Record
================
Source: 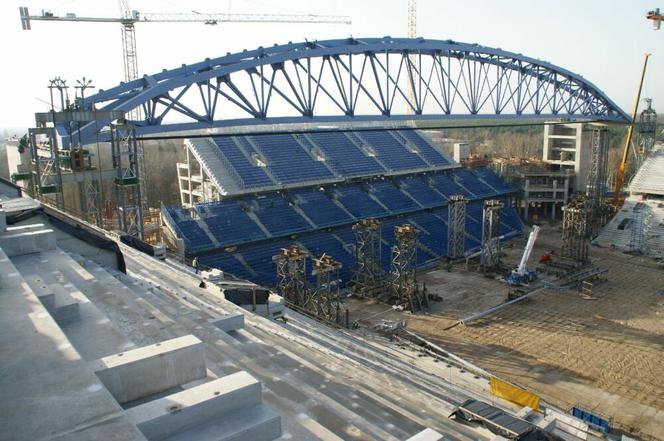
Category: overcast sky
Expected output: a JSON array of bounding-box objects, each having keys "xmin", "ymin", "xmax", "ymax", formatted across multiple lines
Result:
[{"xmin": 1, "ymin": 0, "xmax": 662, "ymax": 129}]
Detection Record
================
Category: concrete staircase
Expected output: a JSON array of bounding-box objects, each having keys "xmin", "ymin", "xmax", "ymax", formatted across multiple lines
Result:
[{"xmin": 1, "ymin": 215, "xmax": 280, "ymax": 441}]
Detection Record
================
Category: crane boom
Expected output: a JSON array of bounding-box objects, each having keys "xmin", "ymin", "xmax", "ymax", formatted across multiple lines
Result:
[
  {"xmin": 19, "ymin": 7, "xmax": 351, "ymax": 29},
  {"xmin": 612, "ymin": 53, "xmax": 650, "ymax": 207},
  {"xmin": 517, "ymin": 225, "xmax": 540, "ymax": 275}
]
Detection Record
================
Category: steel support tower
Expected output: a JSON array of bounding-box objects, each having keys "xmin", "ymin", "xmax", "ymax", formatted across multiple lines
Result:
[
  {"xmin": 312, "ymin": 254, "xmax": 343, "ymax": 322},
  {"xmin": 447, "ymin": 195, "xmax": 467, "ymax": 259},
  {"xmin": 481, "ymin": 200, "xmax": 503, "ymax": 270},
  {"xmin": 29, "ymin": 126, "xmax": 64, "ymax": 209},
  {"xmin": 629, "ymin": 205, "xmax": 651, "ymax": 254},
  {"xmin": 390, "ymin": 224, "xmax": 428, "ymax": 312},
  {"xmin": 352, "ymin": 218, "xmax": 383, "ymax": 295},
  {"xmin": 274, "ymin": 244, "xmax": 309, "ymax": 308},
  {"xmin": 110, "ymin": 121, "xmax": 144, "ymax": 238},
  {"xmin": 637, "ymin": 98, "xmax": 657, "ymax": 160},
  {"xmin": 585, "ymin": 127, "xmax": 609, "ymax": 235},
  {"xmin": 561, "ymin": 198, "xmax": 591, "ymax": 264}
]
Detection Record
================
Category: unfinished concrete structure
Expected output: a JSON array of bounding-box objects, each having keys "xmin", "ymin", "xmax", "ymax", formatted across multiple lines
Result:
[
  {"xmin": 596, "ymin": 141, "xmax": 664, "ymax": 257},
  {"xmin": 542, "ymin": 122, "xmax": 596, "ymax": 192},
  {"xmin": 492, "ymin": 158, "xmax": 573, "ymax": 222}
]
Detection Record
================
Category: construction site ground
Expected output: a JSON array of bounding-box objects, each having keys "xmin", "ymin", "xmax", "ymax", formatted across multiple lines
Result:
[{"xmin": 346, "ymin": 224, "xmax": 664, "ymax": 441}]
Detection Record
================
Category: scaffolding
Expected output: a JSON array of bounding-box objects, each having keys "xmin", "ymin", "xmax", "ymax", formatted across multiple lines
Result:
[
  {"xmin": 110, "ymin": 121, "xmax": 144, "ymax": 239},
  {"xmin": 561, "ymin": 197, "xmax": 591, "ymax": 264},
  {"xmin": 390, "ymin": 224, "xmax": 428, "ymax": 312},
  {"xmin": 637, "ymin": 98, "xmax": 658, "ymax": 161},
  {"xmin": 629, "ymin": 204, "xmax": 652, "ymax": 254},
  {"xmin": 585, "ymin": 127, "xmax": 609, "ymax": 235},
  {"xmin": 29, "ymin": 126, "xmax": 64, "ymax": 210},
  {"xmin": 311, "ymin": 254, "xmax": 343, "ymax": 322},
  {"xmin": 351, "ymin": 218, "xmax": 383, "ymax": 295},
  {"xmin": 447, "ymin": 195, "xmax": 467, "ymax": 259},
  {"xmin": 274, "ymin": 244, "xmax": 309, "ymax": 308},
  {"xmin": 481, "ymin": 200, "xmax": 503, "ymax": 270}
]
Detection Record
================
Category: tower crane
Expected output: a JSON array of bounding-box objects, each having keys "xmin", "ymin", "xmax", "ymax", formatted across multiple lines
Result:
[
  {"xmin": 647, "ymin": 8, "xmax": 663, "ymax": 30},
  {"xmin": 19, "ymin": 3, "xmax": 351, "ymax": 85}
]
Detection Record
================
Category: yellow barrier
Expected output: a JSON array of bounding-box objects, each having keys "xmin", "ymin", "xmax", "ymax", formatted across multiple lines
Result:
[{"xmin": 490, "ymin": 377, "xmax": 540, "ymax": 412}]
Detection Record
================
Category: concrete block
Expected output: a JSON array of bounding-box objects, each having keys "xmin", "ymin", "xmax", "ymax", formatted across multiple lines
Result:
[
  {"xmin": 94, "ymin": 335, "xmax": 206, "ymax": 404},
  {"xmin": 209, "ymin": 312, "xmax": 244, "ymax": 332},
  {"xmin": 48, "ymin": 283, "xmax": 81, "ymax": 324},
  {"xmin": 0, "ymin": 228, "xmax": 56, "ymax": 257},
  {"xmin": 406, "ymin": 428, "xmax": 445, "ymax": 441},
  {"xmin": 127, "ymin": 371, "xmax": 263, "ymax": 440},
  {"xmin": 22, "ymin": 275, "xmax": 56, "ymax": 311},
  {"xmin": 166, "ymin": 403, "xmax": 282, "ymax": 441}
]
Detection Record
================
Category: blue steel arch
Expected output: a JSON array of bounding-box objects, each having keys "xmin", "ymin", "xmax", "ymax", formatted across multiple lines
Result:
[{"xmin": 72, "ymin": 37, "xmax": 628, "ymax": 144}]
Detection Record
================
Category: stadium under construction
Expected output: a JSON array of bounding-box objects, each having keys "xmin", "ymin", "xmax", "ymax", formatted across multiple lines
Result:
[{"xmin": 2, "ymin": 11, "xmax": 664, "ymax": 441}]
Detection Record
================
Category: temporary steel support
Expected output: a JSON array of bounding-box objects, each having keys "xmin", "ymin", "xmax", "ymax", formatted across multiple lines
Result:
[
  {"xmin": 274, "ymin": 244, "xmax": 309, "ymax": 308},
  {"xmin": 629, "ymin": 205, "xmax": 652, "ymax": 254},
  {"xmin": 110, "ymin": 121, "xmax": 144, "ymax": 238},
  {"xmin": 312, "ymin": 254, "xmax": 343, "ymax": 322},
  {"xmin": 447, "ymin": 195, "xmax": 467, "ymax": 259},
  {"xmin": 65, "ymin": 38, "xmax": 629, "ymax": 145},
  {"xmin": 561, "ymin": 197, "xmax": 590, "ymax": 264},
  {"xmin": 637, "ymin": 98, "xmax": 657, "ymax": 161},
  {"xmin": 390, "ymin": 224, "xmax": 428, "ymax": 312},
  {"xmin": 586, "ymin": 127, "xmax": 609, "ymax": 236},
  {"xmin": 352, "ymin": 218, "xmax": 383, "ymax": 294},
  {"xmin": 29, "ymin": 126, "xmax": 64, "ymax": 209},
  {"xmin": 78, "ymin": 179, "xmax": 102, "ymax": 226},
  {"xmin": 481, "ymin": 200, "xmax": 503, "ymax": 270}
]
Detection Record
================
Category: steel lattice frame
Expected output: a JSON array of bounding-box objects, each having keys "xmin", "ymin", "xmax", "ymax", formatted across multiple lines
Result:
[
  {"xmin": 637, "ymin": 99, "xmax": 657, "ymax": 159},
  {"xmin": 65, "ymin": 38, "xmax": 628, "ymax": 145},
  {"xmin": 110, "ymin": 122, "xmax": 144, "ymax": 238},
  {"xmin": 481, "ymin": 200, "xmax": 503, "ymax": 269},
  {"xmin": 561, "ymin": 198, "xmax": 590, "ymax": 263},
  {"xmin": 629, "ymin": 205, "xmax": 652, "ymax": 254},
  {"xmin": 586, "ymin": 128, "xmax": 609, "ymax": 220},
  {"xmin": 79, "ymin": 178, "xmax": 102, "ymax": 226},
  {"xmin": 29, "ymin": 127, "xmax": 64, "ymax": 209},
  {"xmin": 311, "ymin": 254, "xmax": 343, "ymax": 322},
  {"xmin": 274, "ymin": 244, "xmax": 309, "ymax": 307},
  {"xmin": 447, "ymin": 195, "xmax": 467, "ymax": 259},
  {"xmin": 390, "ymin": 224, "xmax": 427, "ymax": 312},
  {"xmin": 352, "ymin": 218, "xmax": 383, "ymax": 294}
]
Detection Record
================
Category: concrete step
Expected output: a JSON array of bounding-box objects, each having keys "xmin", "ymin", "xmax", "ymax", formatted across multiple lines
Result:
[
  {"xmin": 15, "ymin": 249, "xmax": 134, "ymax": 359},
  {"xmin": 127, "ymin": 371, "xmax": 266, "ymax": 440},
  {"xmin": 162, "ymin": 403, "xmax": 281, "ymax": 441},
  {"xmin": 47, "ymin": 283, "xmax": 81, "ymax": 324}
]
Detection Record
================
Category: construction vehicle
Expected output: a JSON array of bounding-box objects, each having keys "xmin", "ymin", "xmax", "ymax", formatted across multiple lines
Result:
[{"xmin": 504, "ymin": 225, "xmax": 540, "ymax": 286}]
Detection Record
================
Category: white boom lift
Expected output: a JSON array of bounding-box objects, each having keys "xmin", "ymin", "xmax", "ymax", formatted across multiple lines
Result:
[{"xmin": 505, "ymin": 225, "xmax": 540, "ymax": 285}]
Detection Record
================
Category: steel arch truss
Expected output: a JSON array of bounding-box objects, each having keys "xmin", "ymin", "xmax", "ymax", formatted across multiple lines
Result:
[{"xmin": 71, "ymin": 38, "xmax": 629, "ymax": 144}]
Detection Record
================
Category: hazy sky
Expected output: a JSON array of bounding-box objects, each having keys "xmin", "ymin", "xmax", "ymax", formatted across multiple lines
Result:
[{"xmin": 1, "ymin": 0, "xmax": 662, "ymax": 129}]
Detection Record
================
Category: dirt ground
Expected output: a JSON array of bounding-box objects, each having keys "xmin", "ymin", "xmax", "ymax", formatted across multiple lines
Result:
[{"xmin": 347, "ymin": 224, "xmax": 664, "ymax": 440}]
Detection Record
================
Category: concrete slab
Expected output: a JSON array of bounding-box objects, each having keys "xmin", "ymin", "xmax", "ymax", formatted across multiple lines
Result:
[
  {"xmin": 0, "ymin": 248, "xmax": 146, "ymax": 441},
  {"xmin": 209, "ymin": 312, "xmax": 245, "ymax": 332},
  {"xmin": 127, "ymin": 371, "xmax": 263, "ymax": 440},
  {"xmin": 94, "ymin": 335, "xmax": 207, "ymax": 404},
  {"xmin": 0, "ymin": 227, "xmax": 56, "ymax": 257}
]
